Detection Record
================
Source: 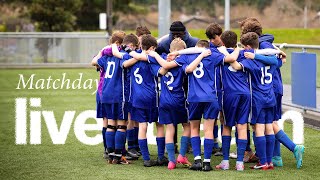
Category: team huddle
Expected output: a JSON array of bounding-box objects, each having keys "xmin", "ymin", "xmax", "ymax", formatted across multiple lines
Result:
[{"xmin": 91, "ymin": 17, "xmax": 305, "ymax": 171}]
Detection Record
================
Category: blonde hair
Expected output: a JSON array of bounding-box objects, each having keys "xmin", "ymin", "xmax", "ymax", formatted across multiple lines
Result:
[{"xmin": 170, "ymin": 38, "xmax": 186, "ymax": 52}]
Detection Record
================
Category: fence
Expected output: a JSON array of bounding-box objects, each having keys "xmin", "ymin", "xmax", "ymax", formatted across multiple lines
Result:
[{"xmin": 0, "ymin": 32, "xmax": 108, "ymax": 66}]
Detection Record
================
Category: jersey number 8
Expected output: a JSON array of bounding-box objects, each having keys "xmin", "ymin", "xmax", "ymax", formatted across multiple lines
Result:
[{"xmin": 193, "ymin": 62, "xmax": 204, "ymax": 78}]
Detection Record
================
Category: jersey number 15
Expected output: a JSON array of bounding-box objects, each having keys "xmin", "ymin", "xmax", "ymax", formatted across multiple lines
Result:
[{"xmin": 260, "ymin": 66, "xmax": 272, "ymax": 85}]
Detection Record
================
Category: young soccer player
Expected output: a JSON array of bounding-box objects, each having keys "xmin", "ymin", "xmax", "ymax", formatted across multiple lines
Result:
[
  {"xmin": 92, "ymin": 31, "xmax": 136, "ymax": 165},
  {"xmin": 112, "ymin": 34, "xmax": 168, "ymax": 167},
  {"xmin": 147, "ymin": 39, "xmax": 211, "ymax": 170},
  {"xmin": 91, "ymin": 31, "xmax": 126, "ymax": 160},
  {"xmin": 229, "ymin": 32, "xmax": 283, "ymax": 170},
  {"xmin": 240, "ymin": 18, "xmax": 305, "ymax": 169}
]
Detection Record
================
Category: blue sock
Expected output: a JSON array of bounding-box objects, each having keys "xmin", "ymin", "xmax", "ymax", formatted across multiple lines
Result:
[
  {"xmin": 115, "ymin": 131, "xmax": 126, "ymax": 153},
  {"xmin": 102, "ymin": 127, "xmax": 107, "ymax": 151},
  {"xmin": 222, "ymin": 136, "xmax": 231, "ymax": 160},
  {"xmin": 246, "ymin": 130, "xmax": 252, "ymax": 151},
  {"xmin": 191, "ymin": 136, "xmax": 201, "ymax": 157},
  {"xmin": 237, "ymin": 139, "xmax": 248, "ymax": 162},
  {"xmin": 166, "ymin": 143, "xmax": 176, "ymax": 163},
  {"xmin": 156, "ymin": 137, "xmax": 165, "ymax": 159},
  {"xmin": 134, "ymin": 127, "xmax": 139, "ymax": 148},
  {"xmin": 204, "ymin": 138, "xmax": 214, "ymax": 160},
  {"xmin": 180, "ymin": 136, "xmax": 190, "ymax": 156},
  {"xmin": 213, "ymin": 125, "xmax": 219, "ymax": 148},
  {"xmin": 273, "ymin": 139, "xmax": 281, "ymax": 157},
  {"xmin": 275, "ymin": 130, "xmax": 296, "ymax": 152},
  {"xmin": 126, "ymin": 128, "xmax": 135, "ymax": 149},
  {"xmin": 106, "ymin": 131, "xmax": 115, "ymax": 153},
  {"xmin": 266, "ymin": 134, "xmax": 275, "ymax": 163},
  {"xmin": 138, "ymin": 139, "xmax": 150, "ymax": 161},
  {"xmin": 255, "ymin": 136, "xmax": 267, "ymax": 164}
]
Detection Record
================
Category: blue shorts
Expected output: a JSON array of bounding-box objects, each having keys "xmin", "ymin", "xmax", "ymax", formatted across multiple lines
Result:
[
  {"xmin": 159, "ymin": 107, "xmax": 188, "ymax": 125},
  {"xmin": 274, "ymin": 93, "xmax": 282, "ymax": 121},
  {"xmin": 188, "ymin": 101, "xmax": 220, "ymax": 120},
  {"xmin": 223, "ymin": 93, "xmax": 250, "ymax": 127},
  {"xmin": 251, "ymin": 106, "xmax": 274, "ymax": 125},
  {"xmin": 131, "ymin": 106, "xmax": 158, "ymax": 123},
  {"xmin": 104, "ymin": 102, "xmax": 128, "ymax": 120}
]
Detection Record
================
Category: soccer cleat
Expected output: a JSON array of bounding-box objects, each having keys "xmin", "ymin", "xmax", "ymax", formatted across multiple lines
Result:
[
  {"xmin": 127, "ymin": 148, "xmax": 140, "ymax": 159},
  {"xmin": 176, "ymin": 154, "xmax": 192, "ymax": 166},
  {"xmin": 202, "ymin": 162, "xmax": 213, "ymax": 171},
  {"xmin": 107, "ymin": 153, "xmax": 115, "ymax": 164},
  {"xmin": 250, "ymin": 163, "xmax": 268, "ymax": 170},
  {"xmin": 135, "ymin": 147, "xmax": 142, "ymax": 156},
  {"xmin": 235, "ymin": 162, "xmax": 245, "ymax": 171},
  {"xmin": 112, "ymin": 156, "xmax": 131, "ymax": 165},
  {"xmin": 215, "ymin": 161, "xmax": 229, "ymax": 170},
  {"xmin": 212, "ymin": 147, "xmax": 223, "ymax": 156},
  {"xmin": 143, "ymin": 159, "xmax": 158, "ymax": 167},
  {"xmin": 272, "ymin": 156, "xmax": 283, "ymax": 167},
  {"xmin": 157, "ymin": 156, "xmax": 169, "ymax": 166},
  {"xmin": 294, "ymin": 145, "xmax": 305, "ymax": 169},
  {"xmin": 189, "ymin": 159, "xmax": 202, "ymax": 171},
  {"xmin": 168, "ymin": 161, "xmax": 176, "ymax": 170},
  {"xmin": 268, "ymin": 163, "xmax": 274, "ymax": 170},
  {"xmin": 243, "ymin": 151, "xmax": 259, "ymax": 163}
]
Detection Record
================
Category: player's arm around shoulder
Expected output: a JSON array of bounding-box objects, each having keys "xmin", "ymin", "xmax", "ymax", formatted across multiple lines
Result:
[
  {"xmin": 148, "ymin": 50, "xmax": 178, "ymax": 70},
  {"xmin": 91, "ymin": 50, "xmax": 103, "ymax": 67},
  {"xmin": 185, "ymin": 49, "xmax": 211, "ymax": 73}
]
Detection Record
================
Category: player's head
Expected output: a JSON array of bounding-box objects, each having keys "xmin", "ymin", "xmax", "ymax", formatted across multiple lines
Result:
[
  {"xmin": 136, "ymin": 26, "xmax": 151, "ymax": 46},
  {"xmin": 123, "ymin": 33, "xmax": 139, "ymax": 50},
  {"xmin": 221, "ymin": 31, "xmax": 237, "ymax": 48},
  {"xmin": 205, "ymin": 23, "xmax": 223, "ymax": 47},
  {"xmin": 196, "ymin": 40, "xmax": 209, "ymax": 48},
  {"xmin": 240, "ymin": 32, "xmax": 259, "ymax": 50},
  {"xmin": 141, "ymin": 34, "xmax": 158, "ymax": 51},
  {"xmin": 239, "ymin": 17, "xmax": 262, "ymax": 36},
  {"xmin": 109, "ymin": 31, "xmax": 126, "ymax": 46},
  {"xmin": 169, "ymin": 38, "xmax": 186, "ymax": 52},
  {"xmin": 170, "ymin": 21, "xmax": 186, "ymax": 39}
]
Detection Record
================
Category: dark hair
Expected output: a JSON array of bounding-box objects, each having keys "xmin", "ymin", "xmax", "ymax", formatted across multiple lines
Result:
[
  {"xmin": 205, "ymin": 23, "xmax": 222, "ymax": 40},
  {"xmin": 141, "ymin": 34, "xmax": 158, "ymax": 50},
  {"xmin": 196, "ymin": 40, "xmax": 209, "ymax": 48},
  {"xmin": 136, "ymin": 26, "xmax": 151, "ymax": 37},
  {"xmin": 123, "ymin": 33, "xmax": 139, "ymax": 48},
  {"xmin": 240, "ymin": 18, "xmax": 262, "ymax": 36},
  {"xmin": 221, "ymin": 31, "xmax": 237, "ymax": 48},
  {"xmin": 170, "ymin": 21, "xmax": 186, "ymax": 32},
  {"xmin": 240, "ymin": 32, "xmax": 259, "ymax": 49},
  {"xmin": 109, "ymin": 31, "xmax": 126, "ymax": 44}
]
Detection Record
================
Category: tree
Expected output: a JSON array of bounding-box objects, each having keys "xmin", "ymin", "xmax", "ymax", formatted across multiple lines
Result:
[{"xmin": 30, "ymin": 0, "xmax": 82, "ymax": 62}]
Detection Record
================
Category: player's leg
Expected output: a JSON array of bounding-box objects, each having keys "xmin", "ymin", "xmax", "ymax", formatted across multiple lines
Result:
[
  {"xmin": 126, "ymin": 114, "xmax": 139, "ymax": 159},
  {"xmin": 252, "ymin": 123, "xmax": 268, "ymax": 170},
  {"xmin": 216, "ymin": 125, "xmax": 231, "ymax": 170},
  {"xmin": 265, "ymin": 107, "xmax": 275, "ymax": 169},
  {"xmin": 273, "ymin": 121, "xmax": 305, "ymax": 169},
  {"xmin": 102, "ymin": 117, "xmax": 108, "ymax": 159},
  {"xmin": 272, "ymin": 93, "xmax": 282, "ymax": 166},
  {"xmin": 133, "ymin": 121, "xmax": 140, "ymax": 154},
  {"xmin": 236, "ymin": 123, "xmax": 247, "ymax": 171},
  {"xmin": 177, "ymin": 122, "xmax": 192, "ymax": 166},
  {"xmin": 156, "ymin": 121, "xmax": 168, "ymax": 166},
  {"xmin": 106, "ymin": 118, "xmax": 117, "ymax": 164},
  {"xmin": 189, "ymin": 120, "xmax": 202, "ymax": 171},
  {"xmin": 165, "ymin": 123, "xmax": 176, "ymax": 169}
]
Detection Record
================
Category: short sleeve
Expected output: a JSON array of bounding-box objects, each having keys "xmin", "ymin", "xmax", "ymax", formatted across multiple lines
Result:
[
  {"xmin": 239, "ymin": 59, "xmax": 253, "ymax": 72},
  {"xmin": 150, "ymin": 63, "xmax": 162, "ymax": 77},
  {"xmin": 97, "ymin": 56, "xmax": 106, "ymax": 68},
  {"xmin": 147, "ymin": 55, "xmax": 159, "ymax": 65},
  {"xmin": 259, "ymin": 41, "xmax": 274, "ymax": 49},
  {"xmin": 277, "ymin": 58, "xmax": 283, "ymax": 68},
  {"xmin": 211, "ymin": 48, "xmax": 225, "ymax": 66},
  {"xmin": 174, "ymin": 54, "xmax": 188, "ymax": 66}
]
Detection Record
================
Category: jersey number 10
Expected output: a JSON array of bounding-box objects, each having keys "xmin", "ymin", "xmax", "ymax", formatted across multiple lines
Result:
[{"xmin": 260, "ymin": 66, "xmax": 272, "ymax": 85}]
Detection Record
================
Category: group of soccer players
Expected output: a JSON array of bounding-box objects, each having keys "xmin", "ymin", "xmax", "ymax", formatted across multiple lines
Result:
[{"xmin": 91, "ymin": 17, "xmax": 305, "ymax": 171}]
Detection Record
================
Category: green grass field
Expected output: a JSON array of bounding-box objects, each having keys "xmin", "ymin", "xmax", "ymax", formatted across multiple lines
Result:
[{"xmin": 0, "ymin": 69, "xmax": 320, "ymax": 179}]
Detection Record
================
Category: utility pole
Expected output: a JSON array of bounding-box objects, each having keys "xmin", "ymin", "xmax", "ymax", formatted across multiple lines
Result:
[
  {"xmin": 106, "ymin": 0, "xmax": 113, "ymax": 36},
  {"xmin": 158, "ymin": 0, "xmax": 171, "ymax": 38},
  {"xmin": 224, "ymin": 0, "xmax": 230, "ymax": 30}
]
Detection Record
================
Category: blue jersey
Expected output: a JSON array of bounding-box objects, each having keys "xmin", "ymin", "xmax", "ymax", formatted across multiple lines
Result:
[
  {"xmin": 148, "ymin": 54, "xmax": 186, "ymax": 109},
  {"xmin": 222, "ymin": 49, "xmax": 250, "ymax": 95},
  {"xmin": 97, "ymin": 55, "xmax": 125, "ymax": 103},
  {"xmin": 259, "ymin": 35, "xmax": 283, "ymax": 95},
  {"xmin": 239, "ymin": 49, "xmax": 281, "ymax": 108},
  {"xmin": 210, "ymin": 43, "xmax": 223, "ymax": 95},
  {"xmin": 130, "ymin": 55, "xmax": 161, "ymax": 109},
  {"xmin": 175, "ymin": 49, "xmax": 225, "ymax": 102}
]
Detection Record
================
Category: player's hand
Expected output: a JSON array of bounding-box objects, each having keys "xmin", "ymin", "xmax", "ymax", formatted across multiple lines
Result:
[
  {"xmin": 148, "ymin": 50, "xmax": 157, "ymax": 57},
  {"xmin": 167, "ymin": 52, "xmax": 178, "ymax": 61},
  {"xmin": 201, "ymin": 49, "xmax": 211, "ymax": 57},
  {"xmin": 244, "ymin": 52, "xmax": 255, "ymax": 59},
  {"xmin": 279, "ymin": 50, "xmax": 287, "ymax": 59}
]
